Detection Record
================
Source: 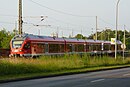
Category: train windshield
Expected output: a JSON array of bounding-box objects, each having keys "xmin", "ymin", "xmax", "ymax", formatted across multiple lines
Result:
[{"xmin": 12, "ymin": 40, "xmax": 23, "ymax": 48}]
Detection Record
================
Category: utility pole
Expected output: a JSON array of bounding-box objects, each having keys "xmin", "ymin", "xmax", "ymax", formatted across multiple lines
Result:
[
  {"xmin": 123, "ymin": 25, "xmax": 126, "ymax": 60},
  {"xmin": 91, "ymin": 28, "xmax": 94, "ymax": 39},
  {"xmin": 81, "ymin": 29, "xmax": 82, "ymax": 39},
  {"xmin": 96, "ymin": 16, "xmax": 98, "ymax": 40},
  {"xmin": 115, "ymin": 0, "xmax": 120, "ymax": 59},
  {"xmin": 56, "ymin": 27, "xmax": 59, "ymax": 38},
  {"xmin": 72, "ymin": 29, "xmax": 73, "ymax": 38},
  {"xmin": 62, "ymin": 31, "xmax": 64, "ymax": 38},
  {"xmin": 18, "ymin": 0, "xmax": 23, "ymax": 35}
]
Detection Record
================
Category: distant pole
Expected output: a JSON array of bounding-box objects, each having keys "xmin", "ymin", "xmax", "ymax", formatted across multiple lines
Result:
[
  {"xmin": 56, "ymin": 27, "xmax": 59, "ymax": 38},
  {"xmin": 14, "ymin": 21, "xmax": 17, "ymax": 35},
  {"xmin": 115, "ymin": 0, "xmax": 120, "ymax": 59},
  {"xmin": 108, "ymin": 32, "xmax": 110, "ymax": 41},
  {"xmin": 18, "ymin": 0, "xmax": 23, "ymax": 35},
  {"xmin": 91, "ymin": 28, "xmax": 94, "ymax": 39},
  {"xmin": 96, "ymin": 16, "xmax": 98, "ymax": 40},
  {"xmin": 81, "ymin": 29, "xmax": 82, "ymax": 39},
  {"xmin": 72, "ymin": 29, "xmax": 73, "ymax": 37},
  {"xmin": 62, "ymin": 31, "xmax": 64, "ymax": 37},
  {"xmin": 38, "ymin": 29, "xmax": 40, "ymax": 35},
  {"xmin": 123, "ymin": 25, "xmax": 126, "ymax": 60}
]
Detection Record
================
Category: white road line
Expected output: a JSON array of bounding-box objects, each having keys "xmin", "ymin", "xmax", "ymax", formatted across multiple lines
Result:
[
  {"xmin": 123, "ymin": 74, "xmax": 130, "ymax": 76},
  {"xmin": 91, "ymin": 79, "xmax": 105, "ymax": 83}
]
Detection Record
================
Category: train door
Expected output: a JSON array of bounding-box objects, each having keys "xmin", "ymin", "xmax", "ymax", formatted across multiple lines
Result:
[
  {"xmin": 101, "ymin": 43, "xmax": 104, "ymax": 51},
  {"xmin": 72, "ymin": 44, "xmax": 75, "ymax": 52},
  {"xmin": 31, "ymin": 43, "xmax": 37, "ymax": 55},
  {"xmin": 45, "ymin": 43, "xmax": 49, "ymax": 53},
  {"xmin": 23, "ymin": 42, "xmax": 31, "ymax": 54}
]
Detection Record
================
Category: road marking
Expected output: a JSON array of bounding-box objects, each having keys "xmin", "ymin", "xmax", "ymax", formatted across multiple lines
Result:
[
  {"xmin": 123, "ymin": 74, "xmax": 130, "ymax": 76},
  {"xmin": 91, "ymin": 79, "xmax": 105, "ymax": 83}
]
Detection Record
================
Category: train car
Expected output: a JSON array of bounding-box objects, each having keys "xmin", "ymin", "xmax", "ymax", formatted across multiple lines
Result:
[
  {"xmin": 10, "ymin": 34, "xmax": 65, "ymax": 57},
  {"xmin": 9, "ymin": 34, "xmax": 122, "ymax": 57},
  {"xmin": 64, "ymin": 38, "xmax": 86, "ymax": 53}
]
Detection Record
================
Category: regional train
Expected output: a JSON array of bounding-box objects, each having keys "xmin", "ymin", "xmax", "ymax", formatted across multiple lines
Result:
[{"xmin": 9, "ymin": 34, "xmax": 122, "ymax": 57}]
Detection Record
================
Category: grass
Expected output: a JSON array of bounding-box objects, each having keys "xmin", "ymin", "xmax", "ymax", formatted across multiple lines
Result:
[{"xmin": 0, "ymin": 54, "xmax": 130, "ymax": 81}]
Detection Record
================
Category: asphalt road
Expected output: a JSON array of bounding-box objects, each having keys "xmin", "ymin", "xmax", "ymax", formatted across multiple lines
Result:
[{"xmin": 1, "ymin": 68, "xmax": 130, "ymax": 87}]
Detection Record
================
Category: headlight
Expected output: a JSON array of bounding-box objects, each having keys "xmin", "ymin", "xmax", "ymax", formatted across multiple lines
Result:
[
  {"xmin": 14, "ymin": 50, "xmax": 18, "ymax": 52},
  {"xmin": 19, "ymin": 50, "xmax": 22, "ymax": 52}
]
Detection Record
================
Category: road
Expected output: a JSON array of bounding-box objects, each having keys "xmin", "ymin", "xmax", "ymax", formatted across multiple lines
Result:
[{"xmin": 0, "ymin": 67, "xmax": 130, "ymax": 87}]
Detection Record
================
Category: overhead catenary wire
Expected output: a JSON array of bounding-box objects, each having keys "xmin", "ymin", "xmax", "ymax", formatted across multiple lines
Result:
[
  {"xmin": 22, "ymin": 15, "xmax": 91, "ymax": 32},
  {"xmin": 28, "ymin": 0, "xmax": 95, "ymax": 18},
  {"xmin": 98, "ymin": 17, "xmax": 115, "ymax": 27},
  {"xmin": 0, "ymin": 21, "xmax": 16, "ymax": 25}
]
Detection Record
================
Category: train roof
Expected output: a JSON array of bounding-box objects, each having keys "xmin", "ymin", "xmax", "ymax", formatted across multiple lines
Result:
[
  {"xmin": 12, "ymin": 34, "xmax": 122, "ymax": 44},
  {"xmin": 64, "ymin": 38, "xmax": 85, "ymax": 43}
]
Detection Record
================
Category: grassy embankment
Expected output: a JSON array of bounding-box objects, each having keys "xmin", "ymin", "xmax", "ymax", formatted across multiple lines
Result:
[{"xmin": 0, "ymin": 54, "xmax": 130, "ymax": 80}]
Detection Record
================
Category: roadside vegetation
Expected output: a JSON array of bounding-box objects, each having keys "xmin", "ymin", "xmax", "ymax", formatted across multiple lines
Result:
[{"xmin": 0, "ymin": 54, "xmax": 130, "ymax": 80}]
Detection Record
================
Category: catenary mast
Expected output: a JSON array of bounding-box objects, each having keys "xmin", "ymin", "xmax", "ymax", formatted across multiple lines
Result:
[{"xmin": 18, "ymin": 0, "xmax": 23, "ymax": 35}]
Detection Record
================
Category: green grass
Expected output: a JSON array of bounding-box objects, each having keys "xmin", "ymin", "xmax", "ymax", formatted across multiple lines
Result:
[{"xmin": 0, "ymin": 54, "xmax": 130, "ymax": 81}]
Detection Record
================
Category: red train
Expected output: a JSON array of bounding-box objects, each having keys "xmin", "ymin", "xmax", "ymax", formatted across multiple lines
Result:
[{"xmin": 9, "ymin": 34, "xmax": 122, "ymax": 57}]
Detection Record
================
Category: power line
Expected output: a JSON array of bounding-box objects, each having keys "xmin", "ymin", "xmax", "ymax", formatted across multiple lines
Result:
[
  {"xmin": 0, "ymin": 21, "xmax": 15, "ymax": 24},
  {"xmin": 48, "ymin": 17, "xmax": 90, "ymax": 29},
  {"xmin": 98, "ymin": 17, "xmax": 114, "ymax": 27},
  {"xmin": 28, "ymin": 0, "xmax": 95, "ymax": 17},
  {"xmin": 23, "ymin": 15, "xmax": 90, "ymax": 32},
  {"xmin": 0, "ymin": 14, "xmax": 18, "ymax": 18},
  {"xmin": 23, "ymin": 15, "xmax": 90, "ymax": 29}
]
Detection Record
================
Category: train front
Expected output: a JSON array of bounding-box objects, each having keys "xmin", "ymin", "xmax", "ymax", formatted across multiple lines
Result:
[{"xmin": 9, "ymin": 34, "xmax": 30, "ymax": 57}]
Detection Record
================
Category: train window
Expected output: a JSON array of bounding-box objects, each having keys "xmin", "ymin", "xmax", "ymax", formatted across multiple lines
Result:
[
  {"xmin": 37, "ymin": 43, "xmax": 45, "ymax": 53},
  {"xmin": 104, "ymin": 44, "xmax": 110, "ymax": 50},
  {"xmin": 75, "ymin": 44, "xmax": 84, "ymax": 52},
  {"xmin": 45, "ymin": 43, "xmax": 49, "ymax": 53},
  {"xmin": 96, "ymin": 44, "xmax": 101, "ymax": 51},
  {"xmin": 59, "ymin": 44, "xmax": 65, "ymax": 52},
  {"xmin": 93, "ymin": 44, "xmax": 96, "ymax": 51},
  {"xmin": 49, "ymin": 44, "xmax": 65, "ymax": 53},
  {"xmin": 111, "ymin": 45, "xmax": 115, "ymax": 51},
  {"xmin": 23, "ymin": 42, "xmax": 30, "ymax": 49},
  {"xmin": 75, "ymin": 44, "xmax": 78, "ymax": 52},
  {"xmin": 117, "ymin": 44, "xmax": 121, "ymax": 50},
  {"xmin": 86, "ymin": 45, "xmax": 89, "ymax": 51},
  {"xmin": 66, "ymin": 44, "xmax": 73, "ymax": 52},
  {"xmin": 90, "ymin": 44, "xmax": 93, "ymax": 51},
  {"xmin": 49, "ymin": 44, "xmax": 58, "ymax": 53},
  {"xmin": 12, "ymin": 40, "xmax": 23, "ymax": 48},
  {"xmin": 90, "ymin": 44, "xmax": 101, "ymax": 51},
  {"xmin": 88, "ymin": 44, "xmax": 102, "ymax": 51}
]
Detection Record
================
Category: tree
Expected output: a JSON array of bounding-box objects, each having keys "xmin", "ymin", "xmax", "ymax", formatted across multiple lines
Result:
[
  {"xmin": 126, "ymin": 38, "xmax": 130, "ymax": 50},
  {"xmin": 0, "ymin": 29, "xmax": 14, "ymax": 49},
  {"xmin": 75, "ymin": 34, "xmax": 83, "ymax": 39},
  {"xmin": 75, "ymin": 34, "xmax": 87, "ymax": 39}
]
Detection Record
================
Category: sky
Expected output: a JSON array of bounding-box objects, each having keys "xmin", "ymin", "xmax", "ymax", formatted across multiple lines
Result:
[{"xmin": 0, "ymin": 0, "xmax": 130, "ymax": 37}]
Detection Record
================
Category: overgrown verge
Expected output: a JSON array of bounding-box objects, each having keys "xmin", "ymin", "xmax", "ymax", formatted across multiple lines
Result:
[{"xmin": 0, "ymin": 54, "xmax": 130, "ymax": 80}]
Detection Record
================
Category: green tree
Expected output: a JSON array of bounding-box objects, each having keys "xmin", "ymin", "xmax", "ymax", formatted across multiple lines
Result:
[
  {"xmin": 75, "ymin": 34, "xmax": 87, "ymax": 39},
  {"xmin": 126, "ymin": 38, "xmax": 130, "ymax": 50},
  {"xmin": 0, "ymin": 29, "xmax": 14, "ymax": 49},
  {"xmin": 75, "ymin": 34, "xmax": 83, "ymax": 39}
]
